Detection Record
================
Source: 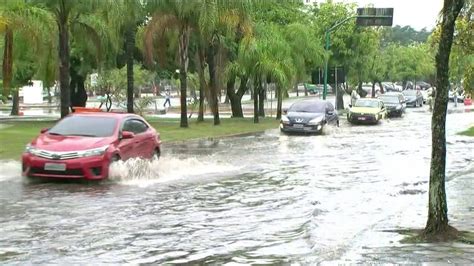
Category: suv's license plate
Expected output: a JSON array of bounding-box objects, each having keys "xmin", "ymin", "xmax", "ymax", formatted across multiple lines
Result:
[
  {"xmin": 358, "ymin": 117, "xmax": 366, "ymax": 121},
  {"xmin": 293, "ymin": 124, "xmax": 304, "ymax": 128},
  {"xmin": 44, "ymin": 163, "xmax": 66, "ymax": 171}
]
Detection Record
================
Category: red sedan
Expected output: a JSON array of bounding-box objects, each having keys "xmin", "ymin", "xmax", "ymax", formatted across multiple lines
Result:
[{"xmin": 22, "ymin": 112, "xmax": 161, "ymax": 180}]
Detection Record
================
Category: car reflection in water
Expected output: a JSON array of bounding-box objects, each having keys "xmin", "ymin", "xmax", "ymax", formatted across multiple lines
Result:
[{"xmin": 280, "ymin": 99, "xmax": 339, "ymax": 134}]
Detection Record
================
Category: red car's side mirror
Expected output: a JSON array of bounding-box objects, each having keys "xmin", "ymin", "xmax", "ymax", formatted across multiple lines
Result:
[
  {"xmin": 121, "ymin": 131, "xmax": 135, "ymax": 139},
  {"xmin": 40, "ymin": 128, "xmax": 49, "ymax": 134}
]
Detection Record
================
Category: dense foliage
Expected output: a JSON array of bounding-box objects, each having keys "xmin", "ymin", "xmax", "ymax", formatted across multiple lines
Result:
[{"xmin": 1, "ymin": 0, "xmax": 471, "ymax": 121}]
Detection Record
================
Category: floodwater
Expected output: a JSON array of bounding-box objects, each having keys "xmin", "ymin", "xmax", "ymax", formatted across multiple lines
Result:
[{"xmin": 0, "ymin": 107, "xmax": 473, "ymax": 264}]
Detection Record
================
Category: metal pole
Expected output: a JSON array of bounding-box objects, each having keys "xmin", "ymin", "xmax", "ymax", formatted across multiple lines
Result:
[
  {"xmin": 323, "ymin": 31, "xmax": 330, "ymax": 100},
  {"xmin": 335, "ymin": 66, "xmax": 338, "ymax": 107}
]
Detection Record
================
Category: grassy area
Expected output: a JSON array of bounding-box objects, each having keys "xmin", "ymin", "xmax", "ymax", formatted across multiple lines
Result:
[
  {"xmin": 459, "ymin": 126, "xmax": 474, "ymax": 137},
  {"xmin": 0, "ymin": 117, "xmax": 279, "ymax": 160}
]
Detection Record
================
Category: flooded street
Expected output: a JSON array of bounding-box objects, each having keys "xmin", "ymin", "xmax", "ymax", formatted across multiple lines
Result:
[{"xmin": 1, "ymin": 107, "xmax": 473, "ymax": 264}]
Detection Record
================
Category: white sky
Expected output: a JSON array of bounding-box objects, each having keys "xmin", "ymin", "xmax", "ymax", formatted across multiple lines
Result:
[{"xmin": 338, "ymin": 0, "xmax": 444, "ymax": 30}]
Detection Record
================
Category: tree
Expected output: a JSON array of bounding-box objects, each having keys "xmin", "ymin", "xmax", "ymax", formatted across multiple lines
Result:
[
  {"xmin": 31, "ymin": 0, "xmax": 105, "ymax": 118},
  {"xmin": 145, "ymin": 0, "xmax": 198, "ymax": 128},
  {"xmin": 197, "ymin": 0, "xmax": 252, "ymax": 125},
  {"xmin": 109, "ymin": 0, "xmax": 146, "ymax": 114},
  {"xmin": 234, "ymin": 22, "xmax": 294, "ymax": 123},
  {"xmin": 1, "ymin": 0, "xmax": 55, "ymax": 115},
  {"xmin": 424, "ymin": 0, "xmax": 464, "ymax": 240}
]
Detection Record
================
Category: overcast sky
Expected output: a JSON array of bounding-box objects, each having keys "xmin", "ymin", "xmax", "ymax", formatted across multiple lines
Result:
[{"xmin": 339, "ymin": 0, "xmax": 444, "ymax": 30}]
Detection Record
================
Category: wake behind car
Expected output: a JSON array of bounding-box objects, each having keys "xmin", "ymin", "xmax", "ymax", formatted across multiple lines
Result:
[
  {"xmin": 347, "ymin": 98, "xmax": 387, "ymax": 124},
  {"xmin": 22, "ymin": 112, "xmax": 161, "ymax": 180},
  {"xmin": 280, "ymin": 99, "xmax": 339, "ymax": 134},
  {"xmin": 402, "ymin": 89, "xmax": 423, "ymax": 107},
  {"xmin": 378, "ymin": 92, "xmax": 406, "ymax": 117}
]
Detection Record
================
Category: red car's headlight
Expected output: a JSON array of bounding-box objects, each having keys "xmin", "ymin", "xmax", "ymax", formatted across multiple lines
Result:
[
  {"xmin": 77, "ymin": 145, "xmax": 109, "ymax": 158},
  {"xmin": 25, "ymin": 144, "xmax": 40, "ymax": 155}
]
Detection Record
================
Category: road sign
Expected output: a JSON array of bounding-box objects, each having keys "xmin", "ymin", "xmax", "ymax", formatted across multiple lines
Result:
[
  {"xmin": 356, "ymin": 8, "xmax": 394, "ymax": 27},
  {"xmin": 313, "ymin": 67, "xmax": 345, "ymax": 84}
]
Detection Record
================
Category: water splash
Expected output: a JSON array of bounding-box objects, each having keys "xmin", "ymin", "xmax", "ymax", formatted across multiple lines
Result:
[
  {"xmin": 108, "ymin": 156, "xmax": 238, "ymax": 187},
  {"xmin": 0, "ymin": 160, "xmax": 21, "ymax": 182}
]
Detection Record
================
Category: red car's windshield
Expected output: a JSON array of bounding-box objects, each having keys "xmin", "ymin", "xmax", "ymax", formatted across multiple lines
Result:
[{"xmin": 48, "ymin": 116, "xmax": 118, "ymax": 137}]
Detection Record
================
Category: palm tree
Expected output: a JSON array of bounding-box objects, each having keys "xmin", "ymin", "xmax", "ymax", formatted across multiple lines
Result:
[
  {"xmin": 1, "ymin": 0, "xmax": 55, "ymax": 115},
  {"xmin": 107, "ymin": 0, "xmax": 146, "ymax": 114},
  {"xmin": 235, "ymin": 22, "xmax": 295, "ymax": 123},
  {"xmin": 283, "ymin": 22, "xmax": 324, "ymax": 103},
  {"xmin": 197, "ymin": 0, "xmax": 252, "ymax": 125},
  {"xmin": 30, "ymin": 0, "xmax": 107, "ymax": 118},
  {"xmin": 145, "ymin": 0, "xmax": 198, "ymax": 128}
]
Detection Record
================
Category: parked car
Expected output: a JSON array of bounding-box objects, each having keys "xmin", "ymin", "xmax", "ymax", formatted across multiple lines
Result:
[
  {"xmin": 417, "ymin": 81, "xmax": 431, "ymax": 90},
  {"xmin": 22, "ymin": 112, "xmax": 161, "ymax": 180},
  {"xmin": 347, "ymin": 98, "xmax": 387, "ymax": 124},
  {"xmin": 378, "ymin": 93, "xmax": 406, "ymax": 117},
  {"xmin": 382, "ymin": 82, "xmax": 399, "ymax": 92},
  {"xmin": 280, "ymin": 99, "xmax": 339, "ymax": 134},
  {"xmin": 306, "ymin": 84, "xmax": 332, "ymax": 95},
  {"xmin": 402, "ymin": 90, "xmax": 424, "ymax": 107}
]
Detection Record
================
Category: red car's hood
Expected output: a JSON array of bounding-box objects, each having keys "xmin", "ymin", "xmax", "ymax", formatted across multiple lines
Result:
[{"xmin": 31, "ymin": 134, "xmax": 115, "ymax": 152}]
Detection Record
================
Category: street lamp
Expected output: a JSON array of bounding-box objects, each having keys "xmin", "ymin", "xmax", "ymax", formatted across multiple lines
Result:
[{"xmin": 322, "ymin": 8, "xmax": 394, "ymax": 100}]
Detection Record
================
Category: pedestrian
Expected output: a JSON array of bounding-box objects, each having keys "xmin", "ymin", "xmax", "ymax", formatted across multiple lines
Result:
[
  {"xmin": 351, "ymin": 89, "xmax": 359, "ymax": 106},
  {"xmin": 453, "ymin": 87, "xmax": 458, "ymax": 107},
  {"xmin": 163, "ymin": 90, "xmax": 171, "ymax": 107},
  {"xmin": 427, "ymin": 87, "xmax": 434, "ymax": 111}
]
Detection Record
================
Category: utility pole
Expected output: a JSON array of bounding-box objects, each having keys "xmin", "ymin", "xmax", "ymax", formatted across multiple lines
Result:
[{"xmin": 322, "ymin": 8, "xmax": 394, "ymax": 100}]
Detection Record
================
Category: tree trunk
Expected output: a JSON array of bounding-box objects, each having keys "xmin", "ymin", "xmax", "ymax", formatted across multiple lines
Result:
[
  {"xmin": 207, "ymin": 44, "xmax": 220, "ymax": 125},
  {"xmin": 126, "ymin": 25, "xmax": 135, "ymax": 114},
  {"xmin": 58, "ymin": 11, "xmax": 70, "ymax": 118},
  {"xmin": 258, "ymin": 81, "xmax": 265, "ymax": 117},
  {"xmin": 178, "ymin": 27, "xmax": 190, "ymax": 128},
  {"xmin": 10, "ymin": 90, "xmax": 19, "ymax": 116},
  {"xmin": 226, "ymin": 75, "xmax": 240, "ymax": 118},
  {"xmin": 336, "ymin": 84, "xmax": 344, "ymax": 110},
  {"xmin": 196, "ymin": 48, "xmax": 207, "ymax": 122},
  {"xmin": 47, "ymin": 87, "xmax": 52, "ymax": 104},
  {"xmin": 357, "ymin": 81, "xmax": 366, "ymax": 98},
  {"xmin": 424, "ymin": 0, "xmax": 464, "ymax": 238},
  {"xmin": 2, "ymin": 27, "xmax": 13, "ymax": 99},
  {"xmin": 253, "ymin": 77, "xmax": 259, "ymax": 123},
  {"xmin": 70, "ymin": 68, "xmax": 88, "ymax": 109},
  {"xmin": 229, "ymin": 75, "xmax": 247, "ymax": 118},
  {"xmin": 378, "ymin": 81, "xmax": 384, "ymax": 94},
  {"xmin": 371, "ymin": 82, "xmax": 376, "ymax": 98},
  {"xmin": 2, "ymin": 27, "xmax": 17, "ymax": 115},
  {"xmin": 276, "ymin": 85, "xmax": 283, "ymax": 119}
]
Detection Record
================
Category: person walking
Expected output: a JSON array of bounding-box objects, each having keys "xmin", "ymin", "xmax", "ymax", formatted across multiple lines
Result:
[
  {"xmin": 351, "ymin": 89, "xmax": 359, "ymax": 106},
  {"xmin": 163, "ymin": 90, "xmax": 171, "ymax": 108},
  {"xmin": 453, "ymin": 87, "xmax": 458, "ymax": 107}
]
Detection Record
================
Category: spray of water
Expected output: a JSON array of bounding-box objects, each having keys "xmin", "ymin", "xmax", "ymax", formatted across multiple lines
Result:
[
  {"xmin": 108, "ymin": 156, "xmax": 238, "ymax": 187},
  {"xmin": 0, "ymin": 160, "xmax": 21, "ymax": 182}
]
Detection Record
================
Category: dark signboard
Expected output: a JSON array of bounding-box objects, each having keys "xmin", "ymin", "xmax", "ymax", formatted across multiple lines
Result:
[
  {"xmin": 356, "ymin": 8, "xmax": 394, "ymax": 27},
  {"xmin": 312, "ymin": 67, "xmax": 345, "ymax": 84}
]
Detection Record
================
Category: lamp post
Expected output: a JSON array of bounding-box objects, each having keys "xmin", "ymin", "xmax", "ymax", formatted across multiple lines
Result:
[{"xmin": 322, "ymin": 8, "xmax": 394, "ymax": 100}]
